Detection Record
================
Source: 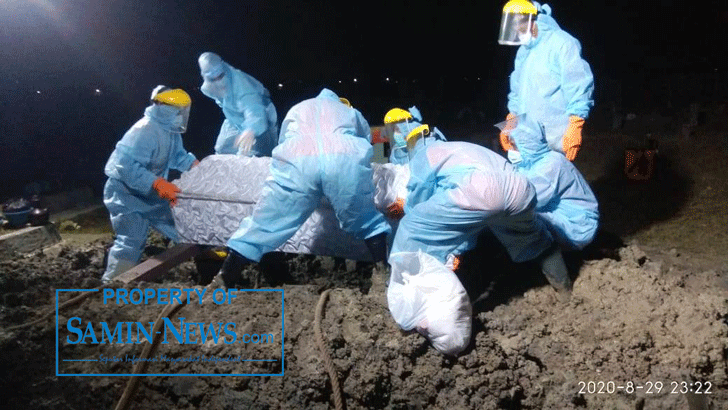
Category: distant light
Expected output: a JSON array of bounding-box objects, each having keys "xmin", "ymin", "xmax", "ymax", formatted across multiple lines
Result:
[
  {"xmin": 385, "ymin": 77, "xmax": 390, "ymax": 82},
  {"xmin": 338, "ymin": 80, "xmax": 342, "ymax": 84},
  {"xmin": 94, "ymin": 88, "xmax": 102, "ymax": 96},
  {"xmin": 36, "ymin": 90, "xmax": 41, "ymax": 94},
  {"xmin": 353, "ymin": 78, "xmax": 358, "ymax": 83},
  {"xmin": 477, "ymin": 77, "xmax": 481, "ymax": 81},
  {"xmin": 277, "ymin": 83, "xmax": 283, "ymax": 89}
]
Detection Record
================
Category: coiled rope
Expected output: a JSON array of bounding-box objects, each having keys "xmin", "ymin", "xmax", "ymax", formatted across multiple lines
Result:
[{"xmin": 314, "ymin": 289, "xmax": 344, "ymax": 410}]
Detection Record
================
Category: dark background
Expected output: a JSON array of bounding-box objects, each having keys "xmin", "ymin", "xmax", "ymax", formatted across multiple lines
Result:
[{"xmin": 1, "ymin": 0, "xmax": 726, "ymax": 200}]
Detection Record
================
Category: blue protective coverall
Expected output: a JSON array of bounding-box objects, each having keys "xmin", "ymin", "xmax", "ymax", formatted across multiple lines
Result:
[
  {"xmin": 390, "ymin": 138, "xmax": 553, "ymax": 265},
  {"xmin": 102, "ymin": 104, "xmax": 197, "ymax": 282},
  {"xmin": 199, "ymin": 53, "xmax": 278, "ymax": 156},
  {"xmin": 509, "ymin": 118, "xmax": 599, "ymax": 249},
  {"xmin": 226, "ymin": 89, "xmax": 391, "ymax": 262},
  {"xmin": 507, "ymin": 2, "xmax": 594, "ymax": 153}
]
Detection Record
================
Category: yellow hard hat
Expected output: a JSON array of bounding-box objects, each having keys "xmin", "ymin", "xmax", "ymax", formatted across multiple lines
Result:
[
  {"xmin": 152, "ymin": 88, "xmax": 191, "ymax": 108},
  {"xmin": 339, "ymin": 97, "xmax": 352, "ymax": 108},
  {"xmin": 384, "ymin": 108, "xmax": 413, "ymax": 124},
  {"xmin": 406, "ymin": 124, "xmax": 430, "ymax": 141},
  {"xmin": 503, "ymin": 0, "xmax": 537, "ymax": 15}
]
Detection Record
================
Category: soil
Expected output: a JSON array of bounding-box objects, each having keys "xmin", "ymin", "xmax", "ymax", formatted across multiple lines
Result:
[{"xmin": 1, "ymin": 119, "xmax": 727, "ymax": 409}]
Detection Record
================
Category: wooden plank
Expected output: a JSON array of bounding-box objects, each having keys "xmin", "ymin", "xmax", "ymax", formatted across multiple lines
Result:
[{"xmin": 116, "ymin": 243, "xmax": 201, "ymax": 284}]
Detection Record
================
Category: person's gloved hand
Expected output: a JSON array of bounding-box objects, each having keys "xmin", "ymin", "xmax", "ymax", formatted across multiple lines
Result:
[
  {"xmin": 563, "ymin": 115, "xmax": 585, "ymax": 161},
  {"xmin": 386, "ymin": 198, "xmax": 405, "ymax": 220},
  {"xmin": 451, "ymin": 255, "xmax": 462, "ymax": 272},
  {"xmin": 235, "ymin": 129, "xmax": 255, "ymax": 156},
  {"xmin": 153, "ymin": 178, "xmax": 181, "ymax": 206},
  {"xmin": 499, "ymin": 113, "xmax": 517, "ymax": 152},
  {"xmin": 191, "ymin": 159, "xmax": 200, "ymax": 168}
]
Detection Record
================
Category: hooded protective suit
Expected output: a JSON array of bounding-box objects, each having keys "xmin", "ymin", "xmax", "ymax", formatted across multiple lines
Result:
[
  {"xmin": 509, "ymin": 117, "xmax": 599, "ymax": 249},
  {"xmin": 390, "ymin": 137, "xmax": 553, "ymax": 265},
  {"xmin": 198, "ymin": 52, "xmax": 278, "ymax": 156},
  {"xmin": 226, "ymin": 89, "xmax": 391, "ymax": 262},
  {"xmin": 102, "ymin": 102, "xmax": 197, "ymax": 282},
  {"xmin": 507, "ymin": 2, "xmax": 594, "ymax": 153}
]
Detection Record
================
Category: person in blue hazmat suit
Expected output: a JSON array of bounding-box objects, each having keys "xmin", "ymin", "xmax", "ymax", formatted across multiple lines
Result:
[
  {"xmin": 198, "ymin": 52, "xmax": 278, "ymax": 156},
  {"xmin": 499, "ymin": 115, "xmax": 599, "ymax": 249},
  {"xmin": 217, "ymin": 89, "xmax": 392, "ymax": 288},
  {"xmin": 497, "ymin": 0, "xmax": 594, "ymax": 161},
  {"xmin": 101, "ymin": 86, "xmax": 199, "ymax": 283},
  {"xmin": 390, "ymin": 116, "xmax": 572, "ymax": 295},
  {"xmin": 383, "ymin": 106, "xmax": 446, "ymax": 165},
  {"xmin": 381, "ymin": 106, "xmax": 447, "ymax": 220}
]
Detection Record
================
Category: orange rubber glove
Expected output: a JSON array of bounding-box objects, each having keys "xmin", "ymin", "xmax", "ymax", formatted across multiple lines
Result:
[
  {"xmin": 152, "ymin": 178, "xmax": 181, "ymax": 206},
  {"xmin": 499, "ymin": 113, "xmax": 517, "ymax": 152},
  {"xmin": 386, "ymin": 198, "xmax": 405, "ymax": 220},
  {"xmin": 451, "ymin": 255, "xmax": 462, "ymax": 272},
  {"xmin": 563, "ymin": 115, "xmax": 585, "ymax": 161}
]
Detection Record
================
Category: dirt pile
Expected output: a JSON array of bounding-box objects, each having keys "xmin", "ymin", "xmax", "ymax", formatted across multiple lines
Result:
[{"xmin": 1, "ymin": 236, "xmax": 726, "ymax": 409}]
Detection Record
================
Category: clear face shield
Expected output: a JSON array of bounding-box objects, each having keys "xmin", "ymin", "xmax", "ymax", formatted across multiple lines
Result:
[
  {"xmin": 494, "ymin": 114, "xmax": 521, "ymax": 143},
  {"xmin": 494, "ymin": 114, "xmax": 521, "ymax": 162},
  {"xmin": 383, "ymin": 121, "xmax": 409, "ymax": 151},
  {"xmin": 498, "ymin": 12, "xmax": 534, "ymax": 45},
  {"xmin": 175, "ymin": 104, "xmax": 191, "ymax": 133}
]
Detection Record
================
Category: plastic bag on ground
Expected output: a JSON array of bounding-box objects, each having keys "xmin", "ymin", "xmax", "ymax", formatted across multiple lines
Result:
[{"xmin": 387, "ymin": 251, "xmax": 472, "ymax": 356}]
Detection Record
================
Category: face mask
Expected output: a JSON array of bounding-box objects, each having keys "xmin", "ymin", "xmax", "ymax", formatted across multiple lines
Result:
[
  {"xmin": 201, "ymin": 78, "xmax": 227, "ymax": 102},
  {"xmin": 392, "ymin": 131, "xmax": 406, "ymax": 148},
  {"xmin": 507, "ymin": 150, "xmax": 523, "ymax": 164},
  {"xmin": 517, "ymin": 30, "xmax": 532, "ymax": 45}
]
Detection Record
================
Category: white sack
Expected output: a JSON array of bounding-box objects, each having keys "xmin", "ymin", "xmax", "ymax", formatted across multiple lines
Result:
[{"xmin": 387, "ymin": 251, "xmax": 472, "ymax": 356}]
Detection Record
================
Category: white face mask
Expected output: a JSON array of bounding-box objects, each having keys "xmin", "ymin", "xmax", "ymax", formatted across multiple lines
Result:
[
  {"xmin": 507, "ymin": 150, "xmax": 523, "ymax": 164},
  {"xmin": 517, "ymin": 30, "xmax": 532, "ymax": 45}
]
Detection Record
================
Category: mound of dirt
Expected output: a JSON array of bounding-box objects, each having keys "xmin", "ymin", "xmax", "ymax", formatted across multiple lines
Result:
[{"xmin": 1, "ymin": 235, "xmax": 726, "ymax": 409}]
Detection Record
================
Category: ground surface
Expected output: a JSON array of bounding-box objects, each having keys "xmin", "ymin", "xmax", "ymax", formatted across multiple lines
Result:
[{"xmin": 1, "ymin": 117, "xmax": 727, "ymax": 409}]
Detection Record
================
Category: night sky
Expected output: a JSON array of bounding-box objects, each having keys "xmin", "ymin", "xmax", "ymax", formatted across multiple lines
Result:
[{"xmin": 1, "ymin": 0, "xmax": 726, "ymax": 199}]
